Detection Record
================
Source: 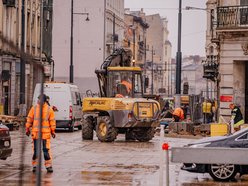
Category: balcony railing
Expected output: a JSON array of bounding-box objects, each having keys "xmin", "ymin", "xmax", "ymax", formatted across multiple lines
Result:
[{"xmin": 217, "ymin": 5, "xmax": 248, "ymax": 29}]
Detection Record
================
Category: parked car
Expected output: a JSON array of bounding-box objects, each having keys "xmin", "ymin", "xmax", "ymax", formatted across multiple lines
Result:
[
  {"xmin": 181, "ymin": 128, "xmax": 248, "ymax": 181},
  {"xmin": 0, "ymin": 123, "xmax": 12, "ymax": 160}
]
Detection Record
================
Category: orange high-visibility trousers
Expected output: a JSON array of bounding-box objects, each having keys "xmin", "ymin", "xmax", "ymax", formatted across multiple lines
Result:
[{"xmin": 32, "ymin": 137, "xmax": 52, "ymax": 168}]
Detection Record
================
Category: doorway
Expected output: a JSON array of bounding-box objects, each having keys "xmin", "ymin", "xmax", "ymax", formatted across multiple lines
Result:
[{"xmin": 3, "ymin": 86, "xmax": 9, "ymax": 115}]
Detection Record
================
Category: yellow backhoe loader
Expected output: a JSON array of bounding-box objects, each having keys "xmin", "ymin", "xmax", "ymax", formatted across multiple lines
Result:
[{"xmin": 82, "ymin": 48, "xmax": 160, "ymax": 142}]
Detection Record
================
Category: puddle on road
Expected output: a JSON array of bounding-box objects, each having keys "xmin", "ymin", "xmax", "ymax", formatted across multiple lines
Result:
[
  {"xmin": 81, "ymin": 163, "xmax": 159, "ymax": 185},
  {"xmin": 0, "ymin": 168, "xmax": 54, "ymax": 186}
]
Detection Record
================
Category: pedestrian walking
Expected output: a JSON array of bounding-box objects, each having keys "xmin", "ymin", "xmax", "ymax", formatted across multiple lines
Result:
[{"xmin": 25, "ymin": 94, "xmax": 56, "ymax": 173}]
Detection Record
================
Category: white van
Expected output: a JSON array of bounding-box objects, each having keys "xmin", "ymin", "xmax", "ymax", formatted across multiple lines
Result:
[{"xmin": 33, "ymin": 82, "xmax": 82, "ymax": 132}]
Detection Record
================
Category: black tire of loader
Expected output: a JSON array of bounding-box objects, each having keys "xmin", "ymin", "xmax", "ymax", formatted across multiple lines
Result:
[
  {"xmin": 134, "ymin": 127, "xmax": 155, "ymax": 142},
  {"xmin": 96, "ymin": 116, "xmax": 117, "ymax": 142},
  {"xmin": 82, "ymin": 117, "xmax": 94, "ymax": 140}
]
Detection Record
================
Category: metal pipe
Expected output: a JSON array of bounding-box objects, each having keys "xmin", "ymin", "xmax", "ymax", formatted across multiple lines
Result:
[
  {"xmin": 20, "ymin": 0, "xmax": 25, "ymax": 104},
  {"xmin": 132, "ymin": 19, "xmax": 135, "ymax": 62},
  {"xmin": 113, "ymin": 13, "xmax": 115, "ymax": 52},
  {"xmin": 36, "ymin": 68, "xmax": 44, "ymax": 186},
  {"xmin": 151, "ymin": 46, "xmax": 154, "ymax": 95}
]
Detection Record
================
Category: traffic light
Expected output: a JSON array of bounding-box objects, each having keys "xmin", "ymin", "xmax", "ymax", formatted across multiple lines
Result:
[{"xmin": 202, "ymin": 55, "xmax": 218, "ymax": 81}]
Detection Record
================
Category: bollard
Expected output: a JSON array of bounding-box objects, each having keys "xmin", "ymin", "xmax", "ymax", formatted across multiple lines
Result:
[
  {"xmin": 159, "ymin": 124, "xmax": 165, "ymax": 186},
  {"xmin": 162, "ymin": 143, "xmax": 170, "ymax": 186}
]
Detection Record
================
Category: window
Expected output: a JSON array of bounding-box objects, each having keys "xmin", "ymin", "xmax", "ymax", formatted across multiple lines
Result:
[
  {"xmin": 236, "ymin": 133, "xmax": 248, "ymax": 141},
  {"xmin": 134, "ymin": 73, "xmax": 142, "ymax": 93},
  {"xmin": 241, "ymin": 0, "xmax": 248, "ymax": 5},
  {"xmin": 108, "ymin": 71, "xmax": 133, "ymax": 97},
  {"xmin": 72, "ymin": 92, "xmax": 77, "ymax": 105},
  {"xmin": 240, "ymin": 0, "xmax": 248, "ymax": 25},
  {"xmin": 75, "ymin": 92, "xmax": 82, "ymax": 106}
]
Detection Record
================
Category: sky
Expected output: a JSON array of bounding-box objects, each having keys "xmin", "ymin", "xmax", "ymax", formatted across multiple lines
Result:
[{"xmin": 124, "ymin": 0, "xmax": 207, "ymax": 58}]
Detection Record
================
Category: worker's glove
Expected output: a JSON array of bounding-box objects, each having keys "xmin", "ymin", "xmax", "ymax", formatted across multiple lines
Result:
[
  {"xmin": 52, "ymin": 106, "xmax": 58, "ymax": 112},
  {"xmin": 25, "ymin": 128, "xmax": 30, "ymax": 137},
  {"xmin": 51, "ymin": 131, "xmax": 56, "ymax": 139}
]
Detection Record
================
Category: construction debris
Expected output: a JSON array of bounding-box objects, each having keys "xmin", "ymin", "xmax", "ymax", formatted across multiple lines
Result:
[{"xmin": 0, "ymin": 115, "xmax": 25, "ymax": 131}]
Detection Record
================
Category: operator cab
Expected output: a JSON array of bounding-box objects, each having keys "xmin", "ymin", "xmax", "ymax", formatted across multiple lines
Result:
[{"xmin": 107, "ymin": 67, "xmax": 143, "ymax": 98}]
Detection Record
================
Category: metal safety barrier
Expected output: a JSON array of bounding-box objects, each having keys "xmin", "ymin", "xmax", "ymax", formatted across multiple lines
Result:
[{"xmin": 171, "ymin": 147, "xmax": 248, "ymax": 165}]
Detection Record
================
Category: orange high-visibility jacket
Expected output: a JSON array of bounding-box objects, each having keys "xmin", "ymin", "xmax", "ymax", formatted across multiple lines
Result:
[
  {"xmin": 26, "ymin": 103, "xmax": 56, "ymax": 139},
  {"xmin": 172, "ymin": 107, "xmax": 184, "ymax": 120}
]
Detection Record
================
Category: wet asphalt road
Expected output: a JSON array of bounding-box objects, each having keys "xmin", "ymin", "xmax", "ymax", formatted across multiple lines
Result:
[{"xmin": 1, "ymin": 128, "xmax": 248, "ymax": 186}]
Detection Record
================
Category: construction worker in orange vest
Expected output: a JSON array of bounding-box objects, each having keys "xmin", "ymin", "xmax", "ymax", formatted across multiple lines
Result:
[
  {"xmin": 115, "ymin": 83, "xmax": 128, "ymax": 98},
  {"xmin": 121, "ymin": 80, "xmax": 132, "ymax": 94},
  {"xmin": 172, "ymin": 107, "xmax": 185, "ymax": 122},
  {"xmin": 25, "ymin": 94, "xmax": 56, "ymax": 173},
  {"xmin": 121, "ymin": 74, "xmax": 132, "ymax": 95}
]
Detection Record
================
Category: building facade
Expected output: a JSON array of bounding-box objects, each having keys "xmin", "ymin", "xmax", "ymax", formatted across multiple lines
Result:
[
  {"xmin": 0, "ymin": 0, "xmax": 52, "ymax": 116},
  {"xmin": 181, "ymin": 56, "xmax": 206, "ymax": 95},
  {"xmin": 53, "ymin": 0, "xmax": 124, "ymax": 95},
  {"xmin": 145, "ymin": 14, "xmax": 172, "ymax": 96},
  {"xmin": 206, "ymin": 0, "xmax": 248, "ymax": 121},
  {"xmin": 124, "ymin": 9, "xmax": 148, "ymax": 66}
]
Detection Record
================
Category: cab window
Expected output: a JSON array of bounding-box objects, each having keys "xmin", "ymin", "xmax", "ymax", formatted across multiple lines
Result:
[
  {"xmin": 108, "ymin": 71, "xmax": 133, "ymax": 98},
  {"xmin": 134, "ymin": 73, "xmax": 142, "ymax": 93}
]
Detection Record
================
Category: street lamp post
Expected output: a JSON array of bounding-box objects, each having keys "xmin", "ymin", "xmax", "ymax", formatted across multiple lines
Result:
[
  {"xmin": 70, "ymin": 0, "xmax": 74, "ymax": 84},
  {"xmin": 70, "ymin": 0, "xmax": 89, "ymax": 83},
  {"xmin": 113, "ymin": 13, "xmax": 115, "ymax": 52},
  {"xmin": 20, "ymin": 0, "xmax": 25, "ymax": 104},
  {"xmin": 175, "ymin": 0, "xmax": 182, "ymax": 108}
]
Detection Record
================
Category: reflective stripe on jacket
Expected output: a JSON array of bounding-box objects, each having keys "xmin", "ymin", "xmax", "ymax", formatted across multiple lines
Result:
[{"xmin": 26, "ymin": 103, "xmax": 56, "ymax": 134}]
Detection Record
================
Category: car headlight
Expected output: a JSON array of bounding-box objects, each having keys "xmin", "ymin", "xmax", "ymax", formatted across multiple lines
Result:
[{"xmin": 189, "ymin": 142, "xmax": 211, "ymax": 148}]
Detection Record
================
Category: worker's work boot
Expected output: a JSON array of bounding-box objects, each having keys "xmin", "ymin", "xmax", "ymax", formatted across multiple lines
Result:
[
  {"xmin": 46, "ymin": 167, "xmax": 53, "ymax": 173},
  {"xmin": 32, "ymin": 167, "xmax": 36, "ymax": 173}
]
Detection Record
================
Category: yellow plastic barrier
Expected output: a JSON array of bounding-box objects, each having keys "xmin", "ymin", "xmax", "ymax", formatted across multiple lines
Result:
[{"xmin": 210, "ymin": 123, "xmax": 228, "ymax": 136}]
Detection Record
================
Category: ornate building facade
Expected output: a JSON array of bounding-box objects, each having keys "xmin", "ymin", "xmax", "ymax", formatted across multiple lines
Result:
[{"xmin": 206, "ymin": 0, "xmax": 248, "ymax": 121}]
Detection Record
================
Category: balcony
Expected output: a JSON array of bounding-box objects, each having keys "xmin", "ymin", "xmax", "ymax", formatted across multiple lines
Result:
[{"xmin": 216, "ymin": 5, "xmax": 248, "ymax": 30}]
